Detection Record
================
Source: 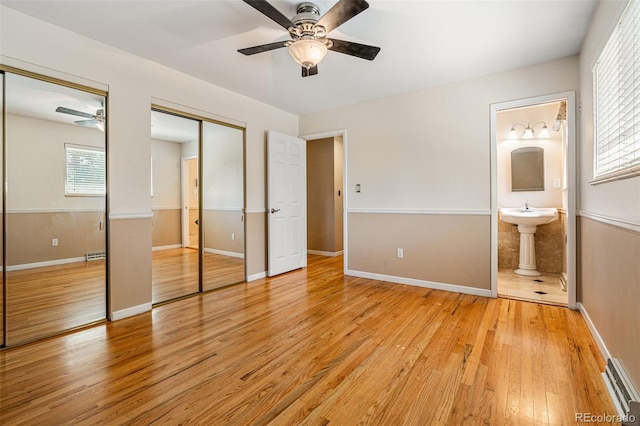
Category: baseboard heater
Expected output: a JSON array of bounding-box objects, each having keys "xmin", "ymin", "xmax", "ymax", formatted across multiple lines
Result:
[
  {"xmin": 85, "ymin": 251, "xmax": 106, "ymax": 261},
  {"xmin": 603, "ymin": 358, "xmax": 640, "ymax": 425}
]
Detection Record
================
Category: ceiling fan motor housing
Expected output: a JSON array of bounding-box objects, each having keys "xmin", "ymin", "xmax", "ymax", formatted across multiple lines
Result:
[{"xmin": 289, "ymin": 2, "xmax": 329, "ymax": 48}]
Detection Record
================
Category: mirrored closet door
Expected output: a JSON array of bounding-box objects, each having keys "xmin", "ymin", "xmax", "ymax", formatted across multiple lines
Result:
[
  {"xmin": 150, "ymin": 110, "xmax": 200, "ymax": 304},
  {"xmin": 150, "ymin": 108, "xmax": 245, "ymax": 303},
  {"xmin": 202, "ymin": 121, "xmax": 245, "ymax": 290},
  {"xmin": 2, "ymin": 71, "xmax": 107, "ymax": 346}
]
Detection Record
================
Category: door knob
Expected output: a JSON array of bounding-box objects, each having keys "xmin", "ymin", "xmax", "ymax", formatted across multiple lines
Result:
[{"xmin": 270, "ymin": 208, "xmax": 281, "ymax": 214}]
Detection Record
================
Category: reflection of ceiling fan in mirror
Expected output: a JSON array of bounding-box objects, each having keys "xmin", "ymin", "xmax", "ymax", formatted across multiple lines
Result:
[
  {"xmin": 238, "ymin": 0, "xmax": 380, "ymax": 77},
  {"xmin": 55, "ymin": 105, "xmax": 105, "ymax": 131}
]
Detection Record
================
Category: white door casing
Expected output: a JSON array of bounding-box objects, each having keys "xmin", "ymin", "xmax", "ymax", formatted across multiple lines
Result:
[{"xmin": 267, "ymin": 130, "xmax": 306, "ymax": 276}]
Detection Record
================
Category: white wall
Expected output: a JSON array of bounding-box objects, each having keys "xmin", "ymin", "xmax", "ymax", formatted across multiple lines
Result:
[
  {"xmin": 151, "ymin": 138, "xmax": 181, "ymax": 210},
  {"xmin": 202, "ymin": 122, "xmax": 243, "ymax": 210}
]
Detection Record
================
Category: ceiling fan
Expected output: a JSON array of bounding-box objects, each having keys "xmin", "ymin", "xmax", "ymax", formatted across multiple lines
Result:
[
  {"xmin": 55, "ymin": 105, "xmax": 105, "ymax": 131},
  {"xmin": 238, "ymin": 0, "xmax": 380, "ymax": 77}
]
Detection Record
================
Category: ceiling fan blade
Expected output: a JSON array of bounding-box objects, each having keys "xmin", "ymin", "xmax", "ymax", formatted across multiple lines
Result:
[
  {"xmin": 56, "ymin": 106, "xmax": 95, "ymax": 119},
  {"xmin": 74, "ymin": 119, "xmax": 100, "ymax": 127},
  {"xmin": 238, "ymin": 40, "xmax": 288, "ymax": 56},
  {"xmin": 328, "ymin": 38, "xmax": 380, "ymax": 60},
  {"xmin": 316, "ymin": 0, "xmax": 370, "ymax": 34},
  {"xmin": 242, "ymin": 0, "xmax": 294, "ymax": 30},
  {"xmin": 302, "ymin": 65, "xmax": 318, "ymax": 77}
]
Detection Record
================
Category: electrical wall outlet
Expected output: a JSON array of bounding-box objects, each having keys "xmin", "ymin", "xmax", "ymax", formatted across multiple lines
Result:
[
  {"xmin": 553, "ymin": 178, "xmax": 561, "ymax": 188},
  {"xmin": 231, "ymin": 233, "xmax": 235, "ymax": 240},
  {"xmin": 397, "ymin": 248, "xmax": 403, "ymax": 258},
  {"xmin": 52, "ymin": 238, "xmax": 58, "ymax": 247}
]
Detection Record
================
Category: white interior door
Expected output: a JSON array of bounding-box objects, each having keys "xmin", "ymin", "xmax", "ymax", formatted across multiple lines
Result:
[{"xmin": 267, "ymin": 130, "xmax": 306, "ymax": 276}]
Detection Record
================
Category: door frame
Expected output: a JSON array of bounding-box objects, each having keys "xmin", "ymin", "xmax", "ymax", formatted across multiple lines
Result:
[
  {"xmin": 490, "ymin": 91, "xmax": 576, "ymax": 309},
  {"xmin": 300, "ymin": 129, "xmax": 348, "ymax": 275},
  {"xmin": 181, "ymin": 155, "xmax": 198, "ymax": 249}
]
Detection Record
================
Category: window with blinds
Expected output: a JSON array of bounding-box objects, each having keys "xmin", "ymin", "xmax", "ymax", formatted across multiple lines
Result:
[
  {"xmin": 65, "ymin": 144, "xmax": 106, "ymax": 196},
  {"xmin": 593, "ymin": 0, "xmax": 640, "ymax": 180}
]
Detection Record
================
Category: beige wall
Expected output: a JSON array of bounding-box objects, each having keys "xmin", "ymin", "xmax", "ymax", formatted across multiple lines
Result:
[
  {"xmin": 0, "ymin": 6, "xmax": 297, "ymax": 317},
  {"xmin": 245, "ymin": 212, "xmax": 266, "ymax": 279},
  {"xmin": 578, "ymin": 0, "xmax": 640, "ymax": 390},
  {"xmin": 349, "ymin": 213, "xmax": 490, "ymax": 290},
  {"xmin": 6, "ymin": 211, "xmax": 105, "ymax": 266},
  {"xmin": 202, "ymin": 209, "xmax": 244, "ymax": 255},
  {"xmin": 578, "ymin": 217, "xmax": 640, "ymax": 387},
  {"xmin": 151, "ymin": 209, "xmax": 181, "ymax": 248},
  {"xmin": 108, "ymin": 218, "xmax": 152, "ymax": 316}
]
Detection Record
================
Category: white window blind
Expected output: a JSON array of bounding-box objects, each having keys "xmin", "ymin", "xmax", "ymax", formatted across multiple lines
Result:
[
  {"xmin": 593, "ymin": 0, "xmax": 640, "ymax": 179},
  {"xmin": 65, "ymin": 144, "xmax": 106, "ymax": 196}
]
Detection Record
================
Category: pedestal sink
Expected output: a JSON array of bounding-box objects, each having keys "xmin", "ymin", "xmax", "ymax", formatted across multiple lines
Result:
[{"xmin": 500, "ymin": 207, "xmax": 558, "ymax": 276}]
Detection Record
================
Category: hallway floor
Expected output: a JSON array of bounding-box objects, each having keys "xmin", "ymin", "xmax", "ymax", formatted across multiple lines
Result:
[{"xmin": 498, "ymin": 268, "xmax": 567, "ymax": 306}]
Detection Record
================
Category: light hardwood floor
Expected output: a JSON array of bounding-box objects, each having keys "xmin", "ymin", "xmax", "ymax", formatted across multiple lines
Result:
[{"xmin": 0, "ymin": 255, "xmax": 615, "ymax": 425}]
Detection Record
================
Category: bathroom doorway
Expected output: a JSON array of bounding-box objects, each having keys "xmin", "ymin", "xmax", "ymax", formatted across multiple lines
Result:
[{"xmin": 490, "ymin": 92, "xmax": 576, "ymax": 308}]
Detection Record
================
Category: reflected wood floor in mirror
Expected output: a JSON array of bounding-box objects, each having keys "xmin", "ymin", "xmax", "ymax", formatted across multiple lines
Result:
[
  {"xmin": 0, "ymin": 255, "xmax": 614, "ymax": 424},
  {"xmin": 152, "ymin": 248, "xmax": 245, "ymax": 304},
  {"xmin": 5, "ymin": 260, "xmax": 106, "ymax": 346},
  {"xmin": 152, "ymin": 248, "xmax": 199, "ymax": 303}
]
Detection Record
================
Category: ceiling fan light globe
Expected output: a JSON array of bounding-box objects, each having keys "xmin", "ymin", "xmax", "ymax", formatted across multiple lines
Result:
[{"xmin": 288, "ymin": 39, "xmax": 327, "ymax": 69}]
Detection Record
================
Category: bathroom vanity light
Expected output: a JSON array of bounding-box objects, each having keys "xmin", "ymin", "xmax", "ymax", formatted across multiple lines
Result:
[{"xmin": 507, "ymin": 121, "xmax": 549, "ymax": 139}]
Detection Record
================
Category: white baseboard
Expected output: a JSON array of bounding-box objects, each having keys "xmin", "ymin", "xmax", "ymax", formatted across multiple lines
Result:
[
  {"xmin": 152, "ymin": 244, "xmax": 183, "ymax": 251},
  {"xmin": 577, "ymin": 302, "xmax": 611, "ymax": 361},
  {"xmin": 204, "ymin": 248, "xmax": 245, "ymax": 259},
  {"xmin": 346, "ymin": 269, "xmax": 492, "ymax": 298},
  {"xmin": 111, "ymin": 302, "xmax": 152, "ymax": 321},
  {"xmin": 307, "ymin": 250, "xmax": 344, "ymax": 257},
  {"xmin": 247, "ymin": 271, "xmax": 267, "ymax": 282},
  {"xmin": 6, "ymin": 256, "xmax": 87, "ymax": 272}
]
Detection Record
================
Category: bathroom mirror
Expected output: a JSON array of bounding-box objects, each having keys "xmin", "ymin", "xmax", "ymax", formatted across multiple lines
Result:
[{"xmin": 511, "ymin": 147, "xmax": 544, "ymax": 191}]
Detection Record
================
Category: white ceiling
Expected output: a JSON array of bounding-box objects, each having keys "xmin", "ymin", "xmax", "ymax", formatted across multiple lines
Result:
[{"xmin": 1, "ymin": 0, "xmax": 598, "ymax": 115}]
